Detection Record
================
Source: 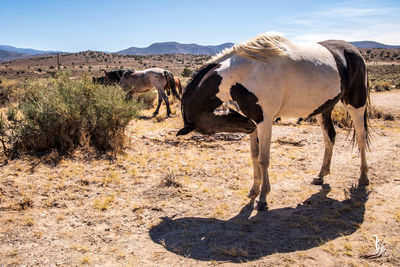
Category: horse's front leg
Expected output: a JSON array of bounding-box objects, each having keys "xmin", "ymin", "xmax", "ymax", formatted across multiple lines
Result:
[
  {"xmin": 247, "ymin": 130, "xmax": 261, "ymax": 200},
  {"xmin": 256, "ymin": 118, "xmax": 272, "ymax": 211},
  {"xmin": 153, "ymin": 92, "xmax": 163, "ymax": 117}
]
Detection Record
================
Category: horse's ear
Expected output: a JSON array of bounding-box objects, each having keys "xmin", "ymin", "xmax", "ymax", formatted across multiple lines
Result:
[{"xmin": 177, "ymin": 125, "xmax": 195, "ymax": 136}]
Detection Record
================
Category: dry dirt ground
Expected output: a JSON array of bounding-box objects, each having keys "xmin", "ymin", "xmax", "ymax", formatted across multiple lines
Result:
[{"xmin": 1, "ymin": 92, "xmax": 400, "ymax": 266}]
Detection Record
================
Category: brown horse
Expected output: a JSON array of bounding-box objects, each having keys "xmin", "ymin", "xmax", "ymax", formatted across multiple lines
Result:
[{"xmin": 174, "ymin": 76, "xmax": 183, "ymax": 97}]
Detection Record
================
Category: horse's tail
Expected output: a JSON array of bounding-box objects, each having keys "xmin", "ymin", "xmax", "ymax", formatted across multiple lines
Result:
[
  {"xmin": 350, "ymin": 61, "xmax": 371, "ymax": 150},
  {"xmin": 164, "ymin": 70, "xmax": 180, "ymax": 100}
]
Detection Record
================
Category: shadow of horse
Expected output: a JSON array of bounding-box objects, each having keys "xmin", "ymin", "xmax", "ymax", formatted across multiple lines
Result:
[
  {"xmin": 149, "ymin": 185, "xmax": 369, "ymax": 262},
  {"xmin": 138, "ymin": 115, "xmax": 154, "ymax": 120}
]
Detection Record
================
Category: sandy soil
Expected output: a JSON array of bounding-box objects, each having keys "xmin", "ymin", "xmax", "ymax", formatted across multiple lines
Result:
[
  {"xmin": 370, "ymin": 89, "xmax": 400, "ymax": 116},
  {"xmin": 1, "ymin": 93, "xmax": 400, "ymax": 266}
]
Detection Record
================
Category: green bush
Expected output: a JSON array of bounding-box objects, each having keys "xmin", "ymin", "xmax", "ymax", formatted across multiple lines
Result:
[
  {"xmin": 182, "ymin": 68, "xmax": 193, "ymax": 77},
  {"xmin": 3, "ymin": 72, "xmax": 142, "ymax": 156}
]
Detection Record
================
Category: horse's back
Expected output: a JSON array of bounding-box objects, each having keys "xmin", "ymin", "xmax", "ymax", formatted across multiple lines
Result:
[{"xmin": 216, "ymin": 44, "xmax": 342, "ymax": 118}]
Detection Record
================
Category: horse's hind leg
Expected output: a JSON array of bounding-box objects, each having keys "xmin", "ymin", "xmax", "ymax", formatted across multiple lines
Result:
[
  {"xmin": 313, "ymin": 110, "xmax": 336, "ymax": 185},
  {"xmin": 347, "ymin": 104, "xmax": 369, "ymax": 186}
]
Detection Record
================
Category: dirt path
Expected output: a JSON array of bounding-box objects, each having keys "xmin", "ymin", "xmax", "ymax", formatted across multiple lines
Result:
[
  {"xmin": 371, "ymin": 90, "xmax": 400, "ymax": 116},
  {"xmin": 1, "ymin": 95, "xmax": 400, "ymax": 266}
]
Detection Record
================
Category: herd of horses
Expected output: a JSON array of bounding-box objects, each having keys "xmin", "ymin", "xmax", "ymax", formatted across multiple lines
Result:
[{"xmin": 94, "ymin": 33, "xmax": 371, "ymax": 211}]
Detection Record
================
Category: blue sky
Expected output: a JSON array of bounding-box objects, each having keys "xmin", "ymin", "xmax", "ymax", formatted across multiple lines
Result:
[{"xmin": 0, "ymin": 0, "xmax": 399, "ymax": 52}]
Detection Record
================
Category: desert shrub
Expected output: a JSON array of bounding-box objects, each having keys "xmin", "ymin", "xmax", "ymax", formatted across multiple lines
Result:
[
  {"xmin": 331, "ymin": 103, "xmax": 396, "ymax": 130},
  {"xmin": 0, "ymin": 113, "xmax": 6, "ymax": 147},
  {"xmin": 182, "ymin": 68, "xmax": 193, "ymax": 77},
  {"xmin": 136, "ymin": 91, "xmax": 157, "ymax": 109},
  {"xmin": 0, "ymin": 78, "xmax": 21, "ymax": 106},
  {"xmin": 2, "ymin": 72, "xmax": 142, "ymax": 156},
  {"xmin": 0, "ymin": 85, "xmax": 12, "ymax": 106},
  {"xmin": 374, "ymin": 81, "xmax": 392, "ymax": 92},
  {"xmin": 368, "ymin": 105, "xmax": 395, "ymax": 121},
  {"xmin": 331, "ymin": 104, "xmax": 352, "ymax": 129}
]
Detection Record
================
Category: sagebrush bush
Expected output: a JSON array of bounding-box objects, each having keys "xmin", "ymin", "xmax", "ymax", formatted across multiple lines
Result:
[
  {"xmin": 0, "ymin": 78, "xmax": 21, "ymax": 106},
  {"xmin": 3, "ymin": 72, "xmax": 142, "ymax": 155},
  {"xmin": 331, "ymin": 105, "xmax": 352, "ymax": 129}
]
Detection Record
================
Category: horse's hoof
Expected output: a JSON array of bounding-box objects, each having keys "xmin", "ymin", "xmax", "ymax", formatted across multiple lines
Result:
[
  {"xmin": 312, "ymin": 178, "xmax": 324, "ymax": 185},
  {"xmin": 255, "ymin": 201, "xmax": 268, "ymax": 211},
  {"xmin": 358, "ymin": 178, "xmax": 370, "ymax": 187},
  {"xmin": 247, "ymin": 189, "xmax": 260, "ymax": 200}
]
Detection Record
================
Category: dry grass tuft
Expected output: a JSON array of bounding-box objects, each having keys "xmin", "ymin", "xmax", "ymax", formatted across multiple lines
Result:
[
  {"xmin": 332, "ymin": 105, "xmax": 352, "ymax": 129},
  {"xmin": 81, "ymin": 255, "xmax": 91, "ymax": 264},
  {"xmin": 160, "ymin": 171, "xmax": 182, "ymax": 188},
  {"xmin": 374, "ymin": 81, "xmax": 392, "ymax": 92},
  {"xmin": 93, "ymin": 195, "xmax": 115, "ymax": 211}
]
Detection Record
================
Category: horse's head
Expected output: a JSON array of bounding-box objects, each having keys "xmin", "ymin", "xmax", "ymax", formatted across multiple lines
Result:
[
  {"xmin": 102, "ymin": 69, "xmax": 129, "ymax": 85},
  {"xmin": 92, "ymin": 76, "xmax": 105, "ymax": 84},
  {"xmin": 177, "ymin": 64, "xmax": 256, "ymax": 136}
]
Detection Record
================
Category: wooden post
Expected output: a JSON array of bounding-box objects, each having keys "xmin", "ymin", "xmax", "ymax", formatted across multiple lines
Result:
[{"xmin": 57, "ymin": 53, "xmax": 60, "ymax": 71}]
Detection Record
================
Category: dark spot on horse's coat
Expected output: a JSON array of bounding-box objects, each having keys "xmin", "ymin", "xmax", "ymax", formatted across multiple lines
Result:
[
  {"xmin": 308, "ymin": 92, "xmax": 342, "ymax": 117},
  {"xmin": 179, "ymin": 64, "xmax": 256, "ymax": 135},
  {"xmin": 183, "ymin": 63, "xmax": 221, "ymax": 98},
  {"xmin": 230, "ymin": 83, "xmax": 263, "ymax": 123},
  {"xmin": 181, "ymin": 64, "xmax": 222, "ymax": 127},
  {"xmin": 104, "ymin": 69, "xmax": 127, "ymax": 84},
  {"xmin": 319, "ymin": 41, "xmax": 367, "ymax": 109}
]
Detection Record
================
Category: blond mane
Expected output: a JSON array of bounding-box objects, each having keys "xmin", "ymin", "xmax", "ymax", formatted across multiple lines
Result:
[{"xmin": 209, "ymin": 33, "xmax": 289, "ymax": 63}]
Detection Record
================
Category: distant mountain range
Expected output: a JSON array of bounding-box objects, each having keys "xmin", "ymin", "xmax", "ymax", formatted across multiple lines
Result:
[
  {"xmin": 0, "ymin": 45, "xmax": 61, "ymax": 63},
  {"xmin": 117, "ymin": 42, "xmax": 235, "ymax": 56},
  {"xmin": 1, "ymin": 40, "xmax": 399, "ymax": 63},
  {"xmin": 116, "ymin": 41, "xmax": 400, "ymax": 55},
  {"xmin": 350, "ymin": 41, "xmax": 400, "ymax": 49},
  {"xmin": 0, "ymin": 50, "xmax": 29, "ymax": 63},
  {"xmin": 0, "ymin": 45, "xmax": 61, "ymax": 55}
]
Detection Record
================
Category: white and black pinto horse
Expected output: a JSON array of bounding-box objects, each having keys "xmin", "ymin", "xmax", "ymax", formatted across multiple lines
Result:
[
  {"xmin": 177, "ymin": 33, "xmax": 370, "ymax": 210},
  {"xmin": 96, "ymin": 68, "xmax": 180, "ymax": 116}
]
